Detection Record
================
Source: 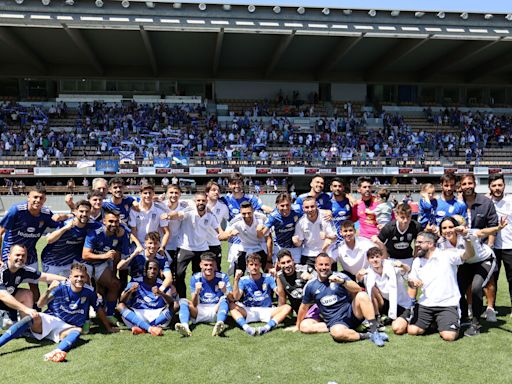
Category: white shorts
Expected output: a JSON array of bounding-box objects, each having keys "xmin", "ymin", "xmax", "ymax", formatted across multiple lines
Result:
[
  {"xmin": 273, "ymin": 245, "xmax": 302, "ymax": 263},
  {"xmin": 22, "ymin": 261, "xmax": 40, "ymax": 284},
  {"xmin": 237, "ymin": 303, "xmax": 274, "ymax": 323},
  {"xmin": 227, "ymin": 243, "xmax": 244, "ymax": 275},
  {"xmin": 122, "ymin": 307, "xmax": 170, "ymax": 328},
  {"xmin": 30, "ymin": 313, "xmax": 75, "ymax": 343},
  {"xmin": 193, "ymin": 303, "xmax": 219, "ymax": 324},
  {"xmin": 84, "ymin": 262, "xmax": 109, "ymax": 281},
  {"xmin": 42, "ymin": 264, "xmax": 72, "ymax": 279}
]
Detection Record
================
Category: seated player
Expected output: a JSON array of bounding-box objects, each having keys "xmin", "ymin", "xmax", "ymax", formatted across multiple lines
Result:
[
  {"xmin": 0, "ymin": 263, "xmax": 115, "ymax": 362},
  {"xmin": 175, "ymin": 252, "xmax": 232, "ymax": 337},
  {"xmin": 297, "ymin": 253, "xmax": 388, "ymax": 346},
  {"xmin": 117, "ymin": 260, "xmax": 177, "ymax": 336},
  {"xmin": 275, "ymin": 249, "xmax": 327, "ymax": 334},
  {"xmin": 117, "ymin": 231, "xmax": 173, "ymax": 290},
  {"xmin": 359, "ymin": 247, "xmax": 412, "ymax": 335},
  {"xmin": 229, "ymin": 253, "xmax": 292, "ymax": 336},
  {"xmin": 0, "ymin": 245, "xmax": 66, "ymax": 322}
]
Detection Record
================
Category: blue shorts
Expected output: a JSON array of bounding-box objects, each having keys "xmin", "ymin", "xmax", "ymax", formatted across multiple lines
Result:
[{"xmin": 326, "ymin": 303, "xmax": 362, "ymax": 330}]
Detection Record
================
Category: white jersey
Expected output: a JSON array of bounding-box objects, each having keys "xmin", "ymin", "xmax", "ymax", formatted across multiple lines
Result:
[
  {"xmin": 294, "ymin": 212, "xmax": 335, "ymax": 257},
  {"xmin": 226, "ymin": 212, "xmax": 267, "ymax": 254},
  {"xmin": 492, "ymin": 195, "xmax": 512, "ymax": 250},
  {"xmin": 409, "ymin": 248, "xmax": 463, "ymax": 307},
  {"xmin": 437, "ymin": 230, "xmax": 493, "ymax": 264},
  {"xmin": 206, "ymin": 200, "xmax": 230, "ymax": 247},
  {"xmin": 128, "ymin": 203, "xmax": 169, "ymax": 245},
  {"xmin": 179, "ymin": 209, "xmax": 220, "ymax": 252},
  {"xmin": 337, "ymin": 236, "xmax": 375, "ymax": 275},
  {"xmin": 163, "ymin": 200, "xmax": 190, "ymax": 251}
]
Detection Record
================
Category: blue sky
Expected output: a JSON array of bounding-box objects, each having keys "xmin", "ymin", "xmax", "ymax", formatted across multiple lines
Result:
[{"xmin": 167, "ymin": 1, "xmax": 512, "ymax": 14}]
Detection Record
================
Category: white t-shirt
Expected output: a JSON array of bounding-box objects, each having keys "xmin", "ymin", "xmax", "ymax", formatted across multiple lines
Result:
[
  {"xmin": 163, "ymin": 200, "xmax": 192, "ymax": 251},
  {"xmin": 226, "ymin": 212, "xmax": 267, "ymax": 254},
  {"xmin": 337, "ymin": 236, "xmax": 375, "ymax": 275},
  {"xmin": 128, "ymin": 203, "xmax": 168, "ymax": 245},
  {"xmin": 294, "ymin": 212, "xmax": 335, "ymax": 257},
  {"xmin": 437, "ymin": 231, "xmax": 493, "ymax": 264},
  {"xmin": 409, "ymin": 248, "xmax": 463, "ymax": 307},
  {"xmin": 493, "ymin": 195, "xmax": 512, "ymax": 250},
  {"xmin": 206, "ymin": 200, "xmax": 230, "ymax": 247},
  {"xmin": 179, "ymin": 210, "xmax": 220, "ymax": 252}
]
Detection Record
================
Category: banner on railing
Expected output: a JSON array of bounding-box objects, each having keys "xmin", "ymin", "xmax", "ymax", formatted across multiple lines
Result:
[
  {"xmin": 189, "ymin": 167, "xmax": 207, "ymax": 176},
  {"xmin": 138, "ymin": 167, "xmax": 156, "ymax": 175},
  {"xmin": 336, "ymin": 167, "xmax": 353, "ymax": 175},
  {"xmin": 474, "ymin": 167, "xmax": 489, "ymax": 175},
  {"xmin": 96, "ymin": 160, "xmax": 119, "ymax": 173},
  {"xmin": 240, "ymin": 167, "xmax": 256, "ymax": 175},
  {"xmin": 154, "ymin": 158, "xmax": 171, "ymax": 168},
  {"xmin": 76, "ymin": 160, "xmax": 96, "ymax": 169},
  {"xmin": 288, "ymin": 167, "xmax": 305, "ymax": 175},
  {"xmin": 383, "ymin": 167, "xmax": 399, "ymax": 175},
  {"xmin": 353, "ymin": 167, "xmax": 383, "ymax": 174},
  {"xmin": 173, "ymin": 156, "xmax": 189, "ymax": 166},
  {"xmin": 428, "ymin": 167, "xmax": 445, "ymax": 175}
]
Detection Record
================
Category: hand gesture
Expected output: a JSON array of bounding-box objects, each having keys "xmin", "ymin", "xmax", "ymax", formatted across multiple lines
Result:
[
  {"xmin": 49, "ymin": 280, "xmax": 60, "ymax": 291},
  {"xmin": 195, "ymin": 282, "xmax": 203, "ymax": 293},
  {"xmin": 355, "ymin": 269, "xmax": 367, "ymax": 282},
  {"xmin": 230, "ymin": 229, "xmax": 240, "ymax": 237},
  {"xmin": 283, "ymin": 325, "xmax": 299, "ymax": 333},
  {"xmin": 499, "ymin": 216, "xmax": 509, "ymax": 230},
  {"xmin": 393, "ymin": 261, "xmax": 403, "ymax": 268},
  {"xmin": 27, "ymin": 308, "xmax": 40, "ymax": 319},
  {"xmin": 152, "ymin": 286, "xmax": 161, "ymax": 296},
  {"xmin": 235, "ymin": 269, "xmax": 243, "ymax": 281},
  {"xmin": 319, "ymin": 231, "xmax": 326, "ymax": 240},
  {"xmin": 328, "ymin": 274, "xmax": 345, "ymax": 285},
  {"xmin": 218, "ymin": 281, "xmax": 226, "ymax": 293},
  {"xmin": 130, "ymin": 282, "xmax": 139, "ymax": 292},
  {"xmin": 106, "ymin": 250, "xmax": 118, "ymax": 260},
  {"xmin": 409, "ymin": 279, "xmax": 423, "ymax": 288}
]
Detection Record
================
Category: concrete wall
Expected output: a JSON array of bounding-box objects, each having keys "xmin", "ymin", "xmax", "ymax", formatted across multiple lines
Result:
[
  {"xmin": 214, "ymin": 80, "xmax": 318, "ymax": 100},
  {"xmin": 331, "ymin": 83, "xmax": 367, "ymax": 102}
]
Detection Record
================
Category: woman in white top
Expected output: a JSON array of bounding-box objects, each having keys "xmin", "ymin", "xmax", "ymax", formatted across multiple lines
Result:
[{"xmin": 437, "ymin": 215, "xmax": 507, "ymax": 336}]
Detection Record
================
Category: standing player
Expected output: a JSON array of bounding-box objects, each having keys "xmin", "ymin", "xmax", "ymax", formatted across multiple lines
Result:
[
  {"xmin": 102, "ymin": 177, "xmax": 137, "ymax": 224},
  {"xmin": 0, "ymin": 263, "xmax": 115, "ymax": 362},
  {"xmin": 41, "ymin": 200, "xmax": 101, "ymax": 278},
  {"xmin": 117, "ymin": 260, "xmax": 176, "ymax": 336},
  {"xmin": 128, "ymin": 182, "xmax": 170, "ymax": 249},
  {"xmin": 205, "ymin": 180, "xmax": 229, "ymax": 270},
  {"xmin": 336, "ymin": 221, "xmax": 375, "ymax": 281},
  {"xmin": 294, "ymin": 176, "xmax": 332, "ymax": 215},
  {"xmin": 82, "ymin": 210, "xmax": 127, "ymax": 321},
  {"xmin": 297, "ymin": 253, "xmax": 388, "ymax": 346},
  {"xmin": 460, "ymin": 173, "xmax": 499, "ymax": 322},
  {"xmin": 261, "ymin": 192, "xmax": 303, "ymax": 263},
  {"xmin": 329, "ymin": 178, "xmax": 353, "ymax": 243},
  {"xmin": 293, "ymin": 196, "xmax": 336, "ymax": 267},
  {"xmin": 488, "ymin": 173, "xmax": 512, "ymax": 315},
  {"xmin": 372, "ymin": 203, "xmax": 422, "ymax": 267},
  {"xmin": 175, "ymin": 252, "xmax": 232, "ymax": 337},
  {"xmin": 433, "ymin": 173, "xmax": 467, "ymax": 227},
  {"xmin": 220, "ymin": 202, "xmax": 271, "ymax": 273},
  {"xmin": 351, "ymin": 176, "xmax": 380, "ymax": 239},
  {"xmin": 407, "ymin": 232, "xmax": 475, "ymax": 341},
  {"xmin": 275, "ymin": 249, "xmax": 327, "ymax": 334},
  {"xmin": 0, "ymin": 186, "xmax": 62, "ymax": 302},
  {"xmin": 163, "ymin": 192, "xmax": 222, "ymax": 298},
  {"xmin": 230, "ymin": 253, "xmax": 292, "ymax": 336}
]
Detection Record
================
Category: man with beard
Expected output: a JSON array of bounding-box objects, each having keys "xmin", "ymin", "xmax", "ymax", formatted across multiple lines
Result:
[
  {"xmin": 294, "ymin": 176, "xmax": 332, "ymax": 215},
  {"xmin": 0, "ymin": 262, "xmax": 114, "ymax": 362},
  {"xmin": 205, "ymin": 180, "xmax": 229, "ymax": 270},
  {"xmin": 293, "ymin": 196, "xmax": 336, "ymax": 267},
  {"xmin": 488, "ymin": 173, "xmax": 512, "ymax": 316},
  {"xmin": 275, "ymin": 249, "xmax": 327, "ymax": 334},
  {"xmin": 351, "ymin": 176, "xmax": 380, "ymax": 239},
  {"xmin": 219, "ymin": 201, "xmax": 271, "ymax": 273},
  {"xmin": 407, "ymin": 232, "xmax": 475, "ymax": 341},
  {"xmin": 460, "ymin": 173, "xmax": 499, "ymax": 322},
  {"xmin": 261, "ymin": 192, "xmax": 303, "ymax": 263},
  {"xmin": 297, "ymin": 253, "xmax": 388, "ymax": 346},
  {"xmin": 41, "ymin": 200, "xmax": 101, "ymax": 278},
  {"xmin": 329, "ymin": 178, "xmax": 353, "ymax": 244},
  {"xmin": 102, "ymin": 177, "xmax": 137, "ymax": 225},
  {"xmin": 162, "ymin": 192, "xmax": 222, "ymax": 298},
  {"xmin": 432, "ymin": 173, "xmax": 467, "ymax": 228}
]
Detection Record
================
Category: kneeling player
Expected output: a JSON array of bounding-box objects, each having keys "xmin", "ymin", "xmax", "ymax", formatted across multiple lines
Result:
[
  {"xmin": 275, "ymin": 249, "xmax": 327, "ymax": 334},
  {"xmin": 360, "ymin": 247, "xmax": 412, "ymax": 335},
  {"xmin": 117, "ymin": 260, "xmax": 176, "ymax": 336},
  {"xmin": 175, "ymin": 252, "xmax": 232, "ymax": 337},
  {"xmin": 297, "ymin": 253, "xmax": 388, "ymax": 346},
  {"xmin": 0, "ymin": 263, "xmax": 115, "ymax": 362},
  {"xmin": 230, "ymin": 253, "xmax": 292, "ymax": 336}
]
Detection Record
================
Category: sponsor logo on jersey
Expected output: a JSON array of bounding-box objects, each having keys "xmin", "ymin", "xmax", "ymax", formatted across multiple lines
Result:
[
  {"xmin": 394, "ymin": 242, "xmax": 409, "ymax": 250},
  {"xmin": 27, "ymin": 227, "xmax": 36, "ymax": 233},
  {"xmin": 320, "ymin": 295, "xmax": 338, "ymax": 306}
]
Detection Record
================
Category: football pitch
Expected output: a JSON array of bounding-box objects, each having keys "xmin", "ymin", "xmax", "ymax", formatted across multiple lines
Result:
[{"xmin": 2, "ymin": 242, "xmax": 512, "ymax": 384}]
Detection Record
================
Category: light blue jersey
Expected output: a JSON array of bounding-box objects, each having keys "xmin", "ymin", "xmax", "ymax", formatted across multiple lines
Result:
[
  {"xmin": 294, "ymin": 192, "xmax": 332, "ymax": 214},
  {"xmin": 239, "ymin": 274, "xmax": 276, "ymax": 308},
  {"xmin": 82, "ymin": 225, "xmax": 130, "ymax": 265},
  {"xmin": 42, "ymin": 220, "xmax": 101, "ymax": 266},
  {"xmin": 190, "ymin": 271, "xmax": 232, "ymax": 304},
  {"xmin": 46, "ymin": 281, "xmax": 99, "ymax": 327},
  {"xmin": 434, "ymin": 198, "xmax": 467, "ymax": 225},
  {"xmin": 124, "ymin": 277, "xmax": 171, "ymax": 310},
  {"xmin": 0, "ymin": 203, "xmax": 59, "ymax": 264},
  {"xmin": 330, "ymin": 196, "xmax": 352, "ymax": 242},
  {"xmin": 102, "ymin": 196, "xmax": 135, "ymax": 224}
]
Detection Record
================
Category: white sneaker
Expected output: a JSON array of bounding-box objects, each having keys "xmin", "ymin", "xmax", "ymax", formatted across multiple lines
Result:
[
  {"xmin": 175, "ymin": 323, "xmax": 192, "ymax": 337},
  {"xmin": 212, "ymin": 321, "xmax": 226, "ymax": 337}
]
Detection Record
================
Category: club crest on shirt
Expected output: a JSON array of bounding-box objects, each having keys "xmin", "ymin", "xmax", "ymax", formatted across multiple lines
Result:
[
  {"xmin": 39, "ymin": 221, "xmax": 45, "ymax": 228},
  {"xmin": 112, "ymin": 239, "xmax": 118, "ymax": 247},
  {"xmin": 15, "ymin": 276, "xmax": 21, "ymax": 285},
  {"xmin": 262, "ymin": 283, "xmax": 267, "ymax": 291},
  {"xmin": 294, "ymin": 216, "xmax": 298, "ymax": 222},
  {"xmin": 81, "ymin": 297, "xmax": 87, "ymax": 304},
  {"xmin": 124, "ymin": 204, "xmax": 129, "ymax": 211},
  {"xmin": 70, "ymin": 303, "xmax": 78, "ymax": 310}
]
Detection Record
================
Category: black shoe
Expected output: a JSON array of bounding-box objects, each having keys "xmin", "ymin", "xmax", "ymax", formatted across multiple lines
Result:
[{"xmin": 464, "ymin": 324, "xmax": 481, "ymax": 337}]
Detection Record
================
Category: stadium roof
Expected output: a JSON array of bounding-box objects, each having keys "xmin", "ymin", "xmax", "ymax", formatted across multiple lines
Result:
[{"xmin": 1, "ymin": 1, "xmax": 512, "ymax": 85}]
